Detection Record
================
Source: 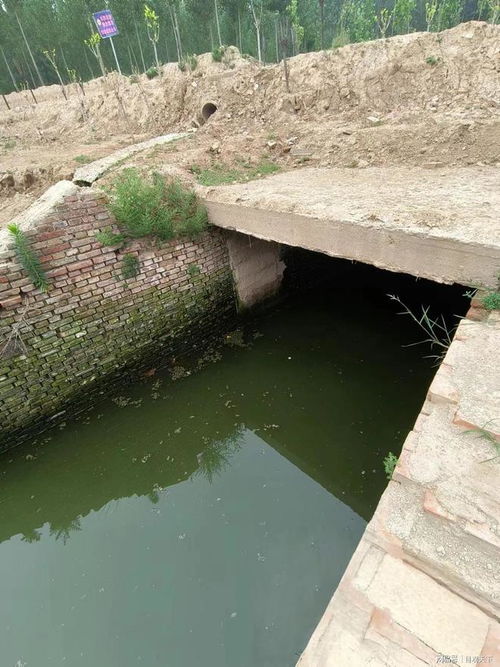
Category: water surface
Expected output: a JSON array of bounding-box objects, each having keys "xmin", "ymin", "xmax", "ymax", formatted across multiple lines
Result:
[{"xmin": 0, "ymin": 281, "xmax": 444, "ymax": 667}]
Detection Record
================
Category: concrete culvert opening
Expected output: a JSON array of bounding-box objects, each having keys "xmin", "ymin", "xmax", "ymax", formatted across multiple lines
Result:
[{"xmin": 201, "ymin": 102, "xmax": 218, "ymax": 123}]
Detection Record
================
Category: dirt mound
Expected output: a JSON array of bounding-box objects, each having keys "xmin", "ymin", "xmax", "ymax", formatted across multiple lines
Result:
[{"xmin": 0, "ymin": 22, "xmax": 499, "ymax": 225}]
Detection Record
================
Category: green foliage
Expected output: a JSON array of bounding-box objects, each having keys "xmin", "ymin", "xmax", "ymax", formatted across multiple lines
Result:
[
  {"xmin": 144, "ymin": 5, "xmax": 160, "ymax": 43},
  {"xmin": 107, "ymin": 168, "xmax": 208, "ymax": 242},
  {"xmin": 95, "ymin": 229, "xmax": 126, "ymax": 247},
  {"xmin": 145, "ymin": 66, "xmax": 159, "ymax": 79},
  {"xmin": 74, "ymin": 154, "xmax": 92, "ymax": 164},
  {"xmin": 388, "ymin": 294, "xmax": 453, "ymax": 363},
  {"xmin": 332, "ymin": 31, "xmax": 350, "ymax": 48},
  {"xmin": 7, "ymin": 223, "xmax": 49, "ymax": 292},
  {"xmin": 187, "ymin": 262, "xmax": 201, "ymax": 277},
  {"xmin": 341, "ymin": 0, "xmax": 376, "ymax": 43},
  {"xmin": 190, "ymin": 160, "xmax": 280, "ymax": 186},
  {"xmin": 0, "ymin": 0, "xmax": 493, "ymax": 97},
  {"xmin": 482, "ymin": 291, "xmax": 500, "ymax": 310},
  {"xmin": 212, "ymin": 45, "xmax": 226, "ymax": 62},
  {"xmin": 121, "ymin": 253, "xmax": 140, "ymax": 280},
  {"xmin": 425, "ymin": 55, "xmax": 440, "ymax": 65},
  {"xmin": 392, "ymin": 0, "xmax": 416, "ymax": 34},
  {"xmin": 383, "ymin": 452, "xmax": 398, "ymax": 480},
  {"xmin": 179, "ymin": 53, "xmax": 198, "ymax": 71}
]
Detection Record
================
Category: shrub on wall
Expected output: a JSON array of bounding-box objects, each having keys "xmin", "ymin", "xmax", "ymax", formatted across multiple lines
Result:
[
  {"xmin": 7, "ymin": 223, "xmax": 49, "ymax": 292},
  {"xmin": 104, "ymin": 169, "xmax": 208, "ymax": 244}
]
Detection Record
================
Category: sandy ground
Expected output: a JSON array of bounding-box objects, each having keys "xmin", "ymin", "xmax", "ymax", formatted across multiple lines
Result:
[{"xmin": 1, "ymin": 21, "xmax": 499, "ymax": 226}]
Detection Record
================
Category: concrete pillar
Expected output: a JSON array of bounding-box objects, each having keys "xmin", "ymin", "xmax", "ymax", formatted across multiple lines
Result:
[{"xmin": 225, "ymin": 231, "xmax": 285, "ymax": 310}]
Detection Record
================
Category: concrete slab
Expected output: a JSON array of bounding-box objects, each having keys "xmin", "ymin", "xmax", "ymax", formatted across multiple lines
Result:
[{"xmin": 200, "ymin": 166, "xmax": 500, "ymax": 288}]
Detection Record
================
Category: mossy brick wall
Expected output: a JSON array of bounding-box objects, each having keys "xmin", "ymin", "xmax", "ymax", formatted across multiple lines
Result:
[{"xmin": 0, "ymin": 187, "xmax": 236, "ymax": 452}]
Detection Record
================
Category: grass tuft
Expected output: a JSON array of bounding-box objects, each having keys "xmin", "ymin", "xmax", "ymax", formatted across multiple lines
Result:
[
  {"xmin": 8, "ymin": 223, "xmax": 49, "ymax": 292},
  {"xmin": 106, "ymin": 168, "xmax": 208, "ymax": 243},
  {"xmin": 190, "ymin": 160, "xmax": 280, "ymax": 186}
]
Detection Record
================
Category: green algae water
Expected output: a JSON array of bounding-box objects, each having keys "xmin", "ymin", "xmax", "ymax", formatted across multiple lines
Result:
[{"xmin": 0, "ymin": 261, "xmax": 466, "ymax": 667}]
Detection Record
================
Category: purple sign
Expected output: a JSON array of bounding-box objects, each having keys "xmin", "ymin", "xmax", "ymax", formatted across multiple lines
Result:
[{"xmin": 93, "ymin": 10, "xmax": 119, "ymax": 39}]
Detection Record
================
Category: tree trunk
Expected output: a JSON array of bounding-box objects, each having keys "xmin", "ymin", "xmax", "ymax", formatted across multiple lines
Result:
[
  {"xmin": 320, "ymin": 1, "xmax": 325, "ymax": 50},
  {"xmin": 168, "ymin": 4, "xmax": 182, "ymax": 61},
  {"xmin": 21, "ymin": 48, "xmax": 37, "ymax": 89},
  {"xmin": 135, "ymin": 22, "xmax": 146, "ymax": 72},
  {"xmin": 15, "ymin": 12, "xmax": 44, "ymax": 87},
  {"xmin": 1, "ymin": 46, "xmax": 19, "ymax": 92},
  {"xmin": 250, "ymin": 2, "xmax": 262, "ymax": 62},
  {"xmin": 275, "ymin": 18, "xmax": 279, "ymax": 62},
  {"xmin": 153, "ymin": 42, "xmax": 160, "ymax": 72},
  {"xmin": 214, "ymin": 0, "xmax": 222, "ymax": 46},
  {"xmin": 174, "ymin": 8, "xmax": 183, "ymax": 59},
  {"xmin": 83, "ymin": 49, "xmax": 95, "ymax": 79},
  {"xmin": 60, "ymin": 48, "xmax": 70, "ymax": 77},
  {"xmin": 238, "ymin": 9, "xmax": 243, "ymax": 52}
]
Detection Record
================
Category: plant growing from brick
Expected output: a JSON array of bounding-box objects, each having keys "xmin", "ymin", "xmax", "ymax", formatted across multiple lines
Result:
[
  {"xmin": 388, "ymin": 294, "xmax": 453, "ymax": 363},
  {"xmin": 7, "ymin": 223, "xmax": 49, "ymax": 292},
  {"xmin": 383, "ymin": 452, "xmax": 398, "ymax": 480},
  {"xmin": 107, "ymin": 168, "xmax": 208, "ymax": 243},
  {"xmin": 121, "ymin": 253, "xmax": 140, "ymax": 279},
  {"xmin": 95, "ymin": 229, "xmax": 126, "ymax": 247},
  {"xmin": 482, "ymin": 291, "xmax": 500, "ymax": 311}
]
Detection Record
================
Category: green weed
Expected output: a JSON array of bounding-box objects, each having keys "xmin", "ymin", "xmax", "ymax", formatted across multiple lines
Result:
[
  {"xmin": 95, "ymin": 229, "xmax": 125, "ymax": 247},
  {"xmin": 212, "ymin": 46, "xmax": 226, "ymax": 62},
  {"xmin": 178, "ymin": 54, "xmax": 197, "ymax": 71},
  {"xmin": 8, "ymin": 223, "xmax": 49, "ymax": 292},
  {"xmin": 426, "ymin": 55, "xmax": 440, "ymax": 66},
  {"xmin": 74, "ymin": 155, "xmax": 92, "ymax": 164},
  {"xmin": 121, "ymin": 253, "xmax": 140, "ymax": 280},
  {"xmin": 106, "ymin": 168, "xmax": 208, "ymax": 242},
  {"xmin": 191, "ymin": 160, "xmax": 280, "ymax": 186},
  {"xmin": 462, "ymin": 421, "xmax": 500, "ymax": 463},
  {"xmin": 482, "ymin": 291, "xmax": 500, "ymax": 311},
  {"xmin": 383, "ymin": 452, "xmax": 398, "ymax": 480},
  {"xmin": 145, "ymin": 66, "xmax": 158, "ymax": 79}
]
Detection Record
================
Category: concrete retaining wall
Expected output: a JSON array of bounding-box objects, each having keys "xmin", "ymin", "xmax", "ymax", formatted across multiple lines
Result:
[
  {"xmin": 225, "ymin": 231, "xmax": 284, "ymax": 309},
  {"xmin": 0, "ymin": 184, "xmax": 236, "ymax": 451}
]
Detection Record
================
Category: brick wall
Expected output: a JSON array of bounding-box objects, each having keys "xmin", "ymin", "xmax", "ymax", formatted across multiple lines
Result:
[{"xmin": 0, "ymin": 185, "xmax": 236, "ymax": 451}]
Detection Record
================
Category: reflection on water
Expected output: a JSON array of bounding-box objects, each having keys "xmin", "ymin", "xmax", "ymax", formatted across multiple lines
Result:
[{"xmin": 0, "ymin": 286, "xmax": 441, "ymax": 667}]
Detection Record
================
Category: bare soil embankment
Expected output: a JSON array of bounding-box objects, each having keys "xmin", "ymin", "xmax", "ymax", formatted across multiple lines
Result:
[{"xmin": 0, "ymin": 21, "xmax": 499, "ymax": 226}]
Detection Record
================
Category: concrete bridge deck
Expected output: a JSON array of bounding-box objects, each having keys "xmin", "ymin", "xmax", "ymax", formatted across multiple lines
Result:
[{"xmin": 200, "ymin": 166, "xmax": 500, "ymax": 288}]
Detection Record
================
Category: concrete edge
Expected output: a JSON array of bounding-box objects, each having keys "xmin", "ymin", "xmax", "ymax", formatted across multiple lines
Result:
[
  {"xmin": 0, "ymin": 180, "xmax": 80, "ymax": 251},
  {"xmin": 73, "ymin": 131, "xmax": 190, "ymax": 185},
  {"xmin": 201, "ymin": 200, "xmax": 500, "ymax": 289}
]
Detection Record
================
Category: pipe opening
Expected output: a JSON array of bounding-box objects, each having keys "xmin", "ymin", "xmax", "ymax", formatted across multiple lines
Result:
[{"xmin": 201, "ymin": 102, "xmax": 218, "ymax": 122}]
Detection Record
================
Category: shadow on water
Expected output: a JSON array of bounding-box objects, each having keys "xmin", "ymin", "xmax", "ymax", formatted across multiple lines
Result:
[{"xmin": 0, "ymin": 253, "xmax": 470, "ymax": 667}]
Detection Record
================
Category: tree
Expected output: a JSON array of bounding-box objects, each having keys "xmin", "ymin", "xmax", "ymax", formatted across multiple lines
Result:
[
  {"xmin": 214, "ymin": 0, "xmax": 223, "ymax": 46},
  {"xmin": 393, "ymin": 0, "xmax": 416, "ymax": 33},
  {"xmin": 249, "ymin": 0, "xmax": 264, "ymax": 61},
  {"xmin": 376, "ymin": 6, "xmax": 393, "ymax": 36},
  {"xmin": 84, "ymin": 32, "xmax": 106, "ymax": 78},
  {"xmin": 144, "ymin": 4, "xmax": 161, "ymax": 71},
  {"xmin": 319, "ymin": 0, "xmax": 325, "ymax": 49}
]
